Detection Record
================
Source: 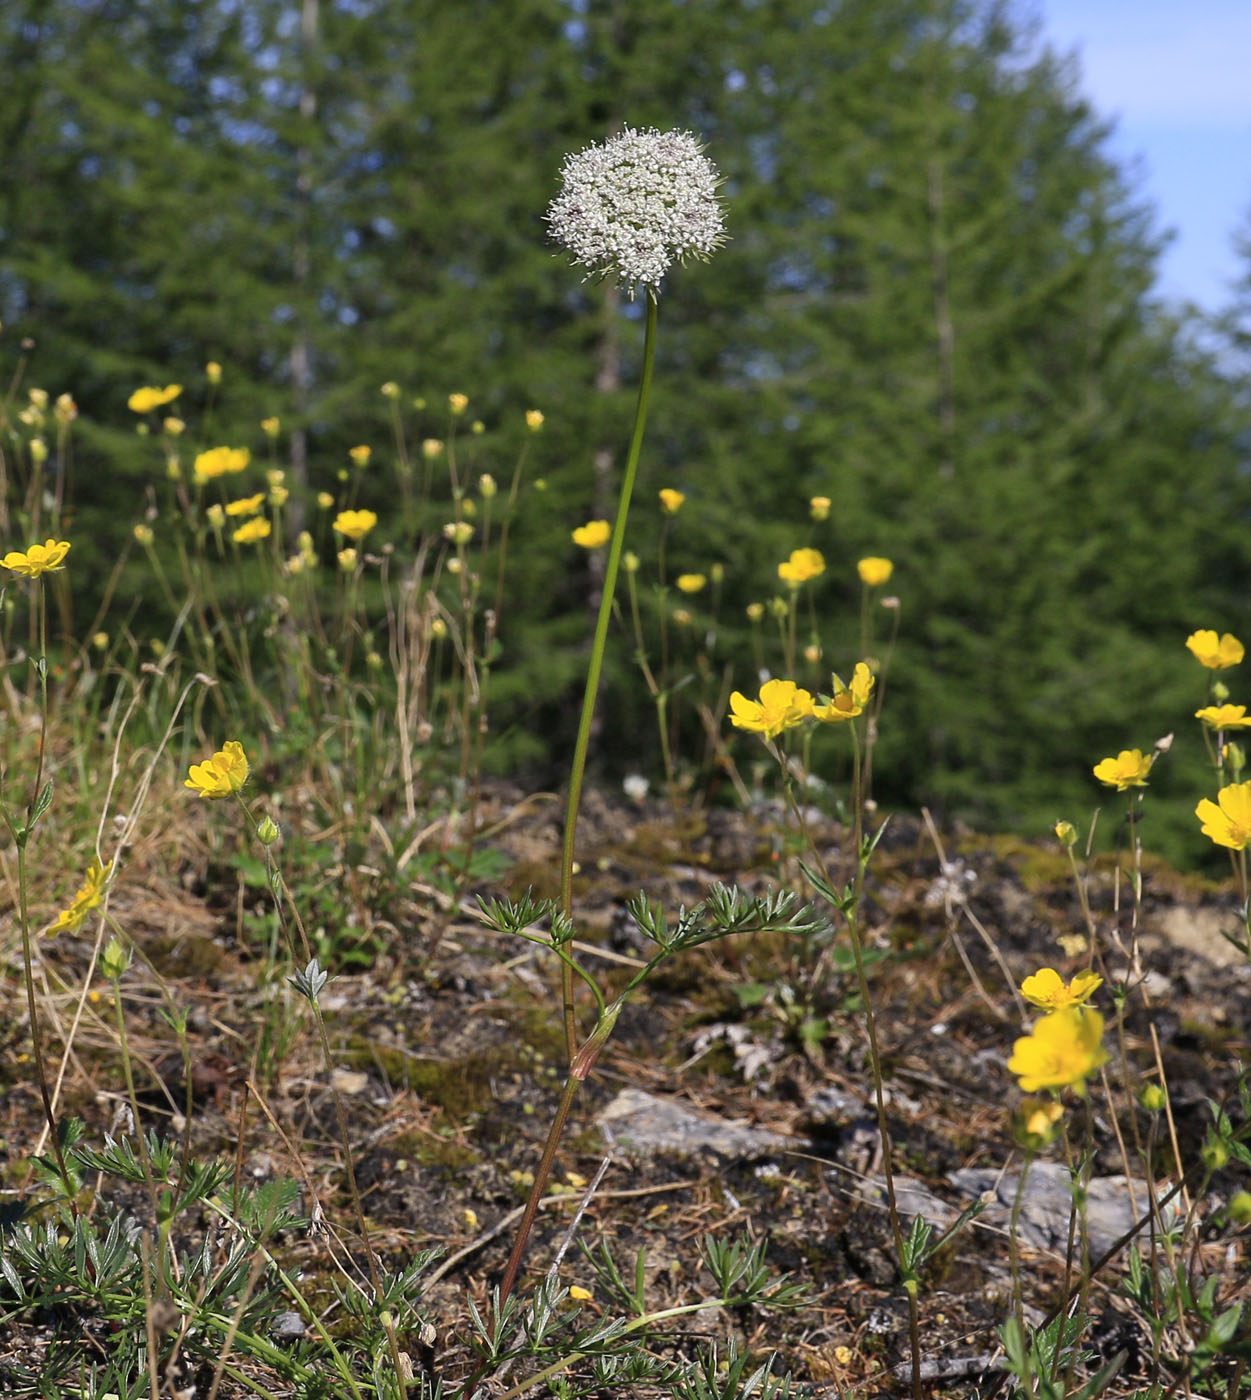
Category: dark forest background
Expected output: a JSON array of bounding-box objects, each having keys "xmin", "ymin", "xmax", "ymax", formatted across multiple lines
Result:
[{"xmin": 3, "ymin": 0, "xmax": 1251, "ymax": 860}]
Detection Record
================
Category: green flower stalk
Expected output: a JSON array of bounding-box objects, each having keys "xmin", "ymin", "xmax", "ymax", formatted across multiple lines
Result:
[{"xmin": 548, "ymin": 126, "xmax": 725, "ymax": 1058}]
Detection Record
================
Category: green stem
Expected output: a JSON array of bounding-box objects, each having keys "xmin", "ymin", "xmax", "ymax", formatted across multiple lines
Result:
[{"xmin": 558, "ymin": 292, "xmax": 658, "ymax": 1058}]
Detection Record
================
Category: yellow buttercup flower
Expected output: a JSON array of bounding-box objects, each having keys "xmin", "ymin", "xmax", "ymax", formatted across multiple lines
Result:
[
  {"xmin": 225, "ymin": 493, "xmax": 266, "ymax": 517},
  {"xmin": 813, "ymin": 662, "xmax": 874, "ymax": 723},
  {"xmin": 48, "ymin": 857, "xmax": 113, "ymax": 934},
  {"xmin": 193, "ymin": 446, "xmax": 251, "ymax": 484},
  {"xmin": 572, "ymin": 520, "xmax": 612, "ymax": 549},
  {"xmin": 676, "ymin": 573, "xmax": 705, "ymax": 594},
  {"xmin": 185, "ymin": 741, "xmax": 249, "ymax": 799},
  {"xmin": 659, "ymin": 488, "xmax": 685, "ymax": 515},
  {"xmin": 3, "ymin": 539, "xmax": 71, "ymax": 577},
  {"xmin": 1020, "ymin": 967, "xmax": 1103, "ymax": 1011},
  {"xmin": 349, "ymin": 444, "xmax": 372, "ymax": 467},
  {"xmin": 1196, "ymin": 781, "xmax": 1251, "ymax": 850},
  {"xmin": 568, "ymin": 1285, "xmax": 593, "ymax": 1302},
  {"xmin": 525, "ymin": 409, "xmax": 544, "ymax": 432},
  {"xmin": 1186, "ymin": 630, "xmax": 1244, "ymax": 669},
  {"xmin": 448, "ymin": 393, "xmax": 469, "ymax": 415},
  {"xmin": 728, "ymin": 678, "xmax": 815, "ymax": 740},
  {"xmin": 1092, "ymin": 749, "xmax": 1151, "ymax": 791},
  {"xmin": 777, "ymin": 547, "xmax": 825, "ymax": 587},
  {"xmin": 127, "ymin": 384, "xmax": 181, "ymax": 413},
  {"xmin": 1014, "ymin": 1098, "xmax": 1064, "ymax": 1149},
  {"xmin": 232, "ymin": 518, "xmax": 271, "ymax": 545},
  {"xmin": 857, "ymin": 556, "xmax": 893, "ymax": 587},
  {"xmin": 333, "ymin": 509, "xmax": 378, "ymax": 542},
  {"xmin": 809, "ymin": 495, "xmax": 831, "ymax": 521},
  {"xmin": 1007, "ymin": 1007, "xmax": 1107, "ymax": 1094},
  {"xmin": 1196, "ymin": 704, "xmax": 1251, "ymax": 729}
]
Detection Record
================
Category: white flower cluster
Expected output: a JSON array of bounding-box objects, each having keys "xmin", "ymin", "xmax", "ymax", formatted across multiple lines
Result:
[{"xmin": 547, "ymin": 126, "xmax": 725, "ymax": 296}]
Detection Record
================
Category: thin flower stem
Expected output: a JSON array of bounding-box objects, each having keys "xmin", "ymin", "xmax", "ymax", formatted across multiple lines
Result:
[
  {"xmin": 496, "ymin": 1073, "xmax": 582, "ymax": 1308},
  {"xmin": 558, "ymin": 291, "xmax": 658, "ymax": 1059}
]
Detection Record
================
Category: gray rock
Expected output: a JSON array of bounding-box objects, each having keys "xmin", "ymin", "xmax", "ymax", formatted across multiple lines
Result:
[
  {"xmin": 950, "ymin": 1163, "xmax": 1176, "ymax": 1257},
  {"xmin": 596, "ymin": 1088, "xmax": 801, "ymax": 1162}
]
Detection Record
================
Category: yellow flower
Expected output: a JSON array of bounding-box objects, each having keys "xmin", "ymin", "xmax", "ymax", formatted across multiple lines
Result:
[
  {"xmin": 1196, "ymin": 781, "xmax": 1251, "ymax": 849},
  {"xmin": 225, "ymin": 493, "xmax": 266, "ymax": 517},
  {"xmin": 676, "ymin": 573, "xmax": 706, "ymax": 594},
  {"xmin": 1196, "ymin": 704, "xmax": 1251, "ymax": 729},
  {"xmin": 810, "ymin": 495, "xmax": 831, "ymax": 521},
  {"xmin": 193, "ymin": 446, "xmax": 251, "ymax": 484},
  {"xmin": 132, "ymin": 524, "xmax": 154, "ymax": 547},
  {"xmin": 232, "ymin": 518, "xmax": 271, "ymax": 545},
  {"xmin": 1092, "ymin": 749, "xmax": 1151, "ymax": 791},
  {"xmin": 777, "ymin": 547, "xmax": 825, "ymax": 587},
  {"xmin": 349, "ymin": 444, "xmax": 372, "ymax": 466},
  {"xmin": 857, "ymin": 556, "xmax": 893, "ymax": 587},
  {"xmin": 525, "ymin": 409, "xmax": 544, "ymax": 432},
  {"xmin": 448, "ymin": 393, "xmax": 469, "ymax": 415},
  {"xmin": 443, "ymin": 521, "xmax": 474, "ymax": 546},
  {"xmin": 659, "ymin": 488, "xmax": 685, "ymax": 515},
  {"xmin": 422, "ymin": 438, "xmax": 444, "ymax": 459},
  {"xmin": 1014, "ymin": 1098, "xmax": 1064, "ymax": 1149},
  {"xmin": 568, "ymin": 1285, "xmax": 593, "ymax": 1302},
  {"xmin": 1007, "ymin": 1007, "xmax": 1107, "ymax": 1094},
  {"xmin": 317, "ymin": 491, "xmax": 335, "ymax": 509},
  {"xmin": 729, "ymin": 678, "xmax": 815, "ymax": 740},
  {"xmin": 333, "ymin": 509, "xmax": 378, "ymax": 542},
  {"xmin": 185, "ymin": 741, "xmax": 249, "ymax": 799},
  {"xmin": 1186, "ymin": 629, "xmax": 1244, "ymax": 669},
  {"xmin": 261, "ymin": 416, "xmax": 280, "ymax": 437},
  {"xmin": 813, "ymin": 662, "xmax": 874, "ymax": 723},
  {"xmin": 1020, "ymin": 967, "xmax": 1103, "ymax": 1011},
  {"xmin": 127, "ymin": 384, "xmax": 181, "ymax": 413},
  {"xmin": 48, "ymin": 857, "xmax": 113, "ymax": 934},
  {"xmin": 572, "ymin": 520, "xmax": 612, "ymax": 549},
  {"xmin": 3, "ymin": 539, "xmax": 71, "ymax": 577}
]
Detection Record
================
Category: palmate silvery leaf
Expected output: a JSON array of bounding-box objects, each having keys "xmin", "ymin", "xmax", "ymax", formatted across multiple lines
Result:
[{"xmin": 547, "ymin": 126, "xmax": 725, "ymax": 296}]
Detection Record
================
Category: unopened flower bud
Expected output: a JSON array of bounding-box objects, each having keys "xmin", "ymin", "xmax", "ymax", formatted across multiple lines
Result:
[
  {"xmin": 380, "ymin": 381, "xmax": 400, "ymax": 399},
  {"xmin": 623, "ymin": 551, "xmax": 640, "ymax": 574},
  {"xmin": 747, "ymin": 602, "xmax": 764, "ymax": 622},
  {"xmin": 205, "ymin": 360, "xmax": 222, "ymax": 384},
  {"xmin": 29, "ymin": 438, "xmax": 48, "ymax": 466},
  {"xmin": 1229, "ymin": 1191, "xmax": 1251, "ymax": 1224},
  {"xmin": 338, "ymin": 548, "xmax": 357, "ymax": 572},
  {"xmin": 133, "ymin": 524, "xmax": 154, "ymax": 547},
  {"xmin": 448, "ymin": 393, "xmax": 468, "ymax": 415},
  {"xmin": 257, "ymin": 815, "xmax": 281, "ymax": 846},
  {"xmin": 101, "ymin": 935, "xmax": 132, "ymax": 980},
  {"xmin": 525, "ymin": 409, "xmax": 544, "ymax": 432},
  {"xmin": 1054, "ymin": 820, "xmax": 1078, "ymax": 847},
  {"xmin": 479, "ymin": 473, "xmax": 497, "ymax": 499},
  {"xmin": 1138, "ymin": 1083, "xmax": 1167, "ymax": 1113}
]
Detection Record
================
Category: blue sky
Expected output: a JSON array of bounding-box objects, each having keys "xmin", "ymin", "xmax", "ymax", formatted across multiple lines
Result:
[{"xmin": 1034, "ymin": 0, "xmax": 1251, "ymax": 315}]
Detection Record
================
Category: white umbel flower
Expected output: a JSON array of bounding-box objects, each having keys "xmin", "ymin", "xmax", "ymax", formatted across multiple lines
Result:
[{"xmin": 547, "ymin": 126, "xmax": 725, "ymax": 296}]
